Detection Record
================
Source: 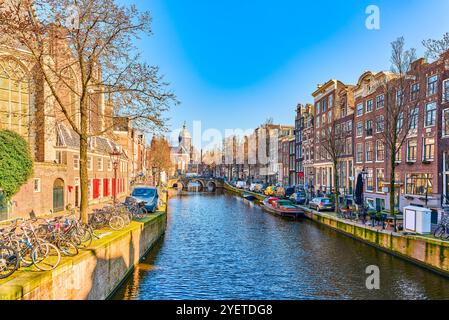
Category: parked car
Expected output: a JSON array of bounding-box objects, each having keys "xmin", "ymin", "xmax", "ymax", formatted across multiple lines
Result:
[
  {"xmin": 131, "ymin": 186, "xmax": 159, "ymax": 213},
  {"xmin": 309, "ymin": 197, "xmax": 335, "ymax": 212},
  {"xmin": 290, "ymin": 192, "xmax": 307, "ymax": 205}
]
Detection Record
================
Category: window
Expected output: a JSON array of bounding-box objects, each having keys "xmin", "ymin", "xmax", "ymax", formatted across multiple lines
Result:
[
  {"xmin": 316, "ymin": 116, "xmax": 320, "ymax": 128},
  {"xmin": 316, "ymin": 101, "xmax": 321, "ymax": 114},
  {"xmin": 345, "ymin": 137, "xmax": 352, "ymax": 155},
  {"xmin": 376, "ymin": 115, "xmax": 384, "ymax": 133},
  {"xmin": 366, "ymin": 99, "xmax": 373, "ymax": 113},
  {"xmin": 346, "ymin": 121, "xmax": 352, "ymax": 132},
  {"xmin": 406, "ymin": 173, "xmax": 433, "ymax": 196},
  {"xmin": 357, "ymin": 103, "xmax": 363, "ymax": 117},
  {"xmin": 411, "ymin": 83, "xmax": 420, "ymax": 101},
  {"xmin": 425, "ymin": 102, "xmax": 437, "ymax": 127},
  {"xmin": 97, "ymin": 158, "xmax": 104, "ymax": 171},
  {"xmin": 322, "ymin": 114, "xmax": 326, "ymax": 125},
  {"xmin": 376, "ymin": 140, "xmax": 385, "ymax": 162},
  {"xmin": 33, "ymin": 179, "xmax": 41, "ymax": 193},
  {"xmin": 396, "ymin": 90, "xmax": 404, "ymax": 106},
  {"xmin": 407, "ymin": 140, "xmax": 417, "ymax": 162},
  {"xmin": 366, "ymin": 169, "xmax": 374, "ymax": 192},
  {"xmin": 423, "ymin": 137, "xmax": 435, "ymax": 161},
  {"xmin": 328, "ymin": 95, "xmax": 333, "ymax": 108},
  {"xmin": 108, "ymin": 160, "xmax": 112, "ymax": 171},
  {"xmin": 443, "ymin": 109, "xmax": 449, "ymax": 137},
  {"xmin": 395, "ymin": 143, "xmax": 402, "ymax": 163},
  {"xmin": 397, "ymin": 112, "xmax": 404, "ymax": 133},
  {"xmin": 376, "ymin": 94, "xmax": 385, "ymax": 109},
  {"xmin": 409, "ymin": 108, "xmax": 419, "ymax": 131},
  {"xmin": 322, "ymin": 99, "xmax": 327, "ymax": 112},
  {"xmin": 0, "ymin": 58, "xmax": 30, "ymax": 135},
  {"xmin": 366, "ymin": 120, "xmax": 373, "ymax": 137},
  {"xmin": 73, "ymin": 154, "xmax": 79, "ymax": 170},
  {"xmin": 56, "ymin": 151, "xmax": 63, "ymax": 164},
  {"xmin": 427, "ymin": 75, "xmax": 438, "ymax": 96},
  {"xmin": 356, "ymin": 122, "xmax": 363, "ymax": 137},
  {"xmin": 356, "ymin": 143, "xmax": 363, "ymax": 163},
  {"xmin": 376, "ymin": 169, "xmax": 384, "ymax": 193},
  {"xmin": 328, "ymin": 110, "xmax": 332, "ymax": 123},
  {"xmin": 365, "ymin": 141, "xmax": 373, "ymax": 162},
  {"xmin": 444, "ymin": 79, "xmax": 449, "ymax": 102},
  {"xmin": 87, "ymin": 157, "xmax": 93, "ymax": 171}
]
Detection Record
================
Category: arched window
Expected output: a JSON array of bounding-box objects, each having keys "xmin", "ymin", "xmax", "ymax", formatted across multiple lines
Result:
[{"xmin": 0, "ymin": 58, "xmax": 30, "ymax": 135}]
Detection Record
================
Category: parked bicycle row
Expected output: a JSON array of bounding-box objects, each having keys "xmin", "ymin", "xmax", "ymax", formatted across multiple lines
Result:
[{"xmin": 0, "ymin": 197, "xmax": 155, "ymax": 280}]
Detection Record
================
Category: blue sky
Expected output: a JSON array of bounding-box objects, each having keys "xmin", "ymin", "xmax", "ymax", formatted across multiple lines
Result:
[{"xmin": 123, "ymin": 0, "xmax": 449, "ymax": 146}]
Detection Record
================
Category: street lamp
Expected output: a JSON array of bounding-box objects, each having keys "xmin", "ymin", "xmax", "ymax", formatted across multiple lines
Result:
[{"xmin": 110, "ymin": 148, "xmax": 122, "ymax": 205}]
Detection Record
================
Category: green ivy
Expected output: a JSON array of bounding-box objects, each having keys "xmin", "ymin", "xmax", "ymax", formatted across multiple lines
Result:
[{"xmin": 0, "ymin": 130, "xmax": 33, "ymax": 206}]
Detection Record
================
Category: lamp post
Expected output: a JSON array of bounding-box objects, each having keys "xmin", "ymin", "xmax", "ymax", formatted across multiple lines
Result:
[{"xmin": 110, "ymin": 148, "xmax": 122, "ymax": 205}]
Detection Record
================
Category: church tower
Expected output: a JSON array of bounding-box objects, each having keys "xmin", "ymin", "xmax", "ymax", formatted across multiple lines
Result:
[{"xmin": 178, "ymin": 122, "xmax": 192, "ymax": 155}]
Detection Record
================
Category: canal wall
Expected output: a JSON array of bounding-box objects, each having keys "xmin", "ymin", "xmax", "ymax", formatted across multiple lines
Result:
[{"xmin": 0, "ymin": 212, "xmax": 167, "ymax": 300}]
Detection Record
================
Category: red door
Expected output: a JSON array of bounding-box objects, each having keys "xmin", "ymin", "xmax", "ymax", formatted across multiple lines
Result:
[{"xmin": 93, "ymin": 179, "xmax": 100, "ymax": 199}]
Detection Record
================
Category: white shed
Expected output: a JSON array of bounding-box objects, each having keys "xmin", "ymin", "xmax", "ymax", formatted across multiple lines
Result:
[{"xmin": 403, "ymin": 206, "xmax": 432, "ymax": 234}]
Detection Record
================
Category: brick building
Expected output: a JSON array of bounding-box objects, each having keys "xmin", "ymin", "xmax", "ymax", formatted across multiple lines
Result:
[
  {"xmin": 352, "ymin": 50, "xmax": 449, "ymax": 213},
  {"xmin": 311, "ymin": 80, "xmax": 355, "ymax": 195},
  {"xmin": 0, "ymin": 40, "xmax": 132, "ymax": 220}
]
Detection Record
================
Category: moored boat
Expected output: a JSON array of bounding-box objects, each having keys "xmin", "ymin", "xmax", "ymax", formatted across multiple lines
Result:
[
  {"xmin": 242, "ymin": 193, "xmax": 256, "ymax": 201},
  {"xmin": 260, "ymin": 197, "xmax": 304, "ymax": 219}
]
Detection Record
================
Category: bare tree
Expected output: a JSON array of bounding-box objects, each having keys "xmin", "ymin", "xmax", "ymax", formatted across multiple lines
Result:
[
  {"xmin": 148, "ymin": 136, "xmax": 173, "ymax": 187},
  {"xmin": 0, "ymin": 0, "xmax": 177, "ymax": 222},
  {"xmin": 422, "ymin": 32, "xmax": 449, "ymax": 61},
  {"xmin": 381, "ymin": 37, "xmax": 416, "ymax": 214},
  {"xmin": 317, "ymin": 90, "xmax": 348, "ymax": 213}
]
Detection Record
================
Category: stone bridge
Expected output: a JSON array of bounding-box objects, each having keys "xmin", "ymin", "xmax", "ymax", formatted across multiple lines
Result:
[{"xmin": 168, "ymin": 177, "xmax": 224, "ymax": 192}]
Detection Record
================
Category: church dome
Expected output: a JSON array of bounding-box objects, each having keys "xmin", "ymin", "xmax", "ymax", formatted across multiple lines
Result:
[{"xmin": 179, "ymin": 123, "xmax": 191, "ymax": 142}]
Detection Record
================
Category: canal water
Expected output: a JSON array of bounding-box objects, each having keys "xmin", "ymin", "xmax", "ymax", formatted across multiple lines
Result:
[{"xmin": 113, "ymin": 192, "xmax": 449, "ymax": 300}]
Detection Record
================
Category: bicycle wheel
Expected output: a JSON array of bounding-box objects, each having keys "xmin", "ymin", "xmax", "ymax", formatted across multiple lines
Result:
[
  {"xmin": 32, "ymin": 242, "xmax": 61, "ymax": 271},
  {"xmin": 0, "ymin": 246, "xmax": 20, "ymax": 279},
  {"xmin": 109, "ymin": 216, "xmax": 125, "ymax": 231},
  {"xmin": 434, "ymin": 226, "xmax": 446, "ymax": 238},
  {"xmin": 57, "ymin": 239, "xmax": 79, "ymax": 257}
]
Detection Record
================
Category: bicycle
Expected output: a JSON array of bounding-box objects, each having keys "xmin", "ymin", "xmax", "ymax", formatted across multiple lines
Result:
[
  {"xmin": 433, "ymin": 214, "xmax": 449, "ymax": 240},
  {"xmin": 0, "ymin": 243, "xmax": 20, "ymax": 279}
]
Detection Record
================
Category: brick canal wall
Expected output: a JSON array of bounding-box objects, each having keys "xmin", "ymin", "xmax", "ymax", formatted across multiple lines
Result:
[
  {"xmin": 0, "ymin": 213, "xmax": 167, "ymax": 300},
  {"xmin": 302, "ymin": 209, "xmax": 449, "ymax": 277}
]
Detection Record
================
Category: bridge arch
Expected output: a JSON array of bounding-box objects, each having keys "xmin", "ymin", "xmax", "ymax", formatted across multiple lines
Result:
[
  {"xmin": 206, "ymin": 181, "xmax": 217, "ymax": 192},
  {"xmin": 188, "ymin": 179, "xmax": 204, "ymax": 192}
]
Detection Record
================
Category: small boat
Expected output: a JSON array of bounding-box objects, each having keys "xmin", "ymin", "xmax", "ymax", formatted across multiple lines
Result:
[
  {"xmin": 242, "ymin": 193, "xmax": 256, "ymax": 201},
  {"xmin": 260, "ymin": 197, "xmax": 304, "ymax": 219}
]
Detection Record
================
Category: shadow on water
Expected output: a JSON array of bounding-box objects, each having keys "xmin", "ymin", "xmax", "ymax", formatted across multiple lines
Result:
[{"xmin": 111, "ymin": 192, "xmax": 449, "ymax": 300}]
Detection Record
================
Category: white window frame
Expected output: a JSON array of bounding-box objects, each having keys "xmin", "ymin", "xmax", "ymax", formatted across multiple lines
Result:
[
  {"xmin": 73, "ymin": 154, "xmax": 80, "ymax": 170},
  {"xmin": 97, "ymin": 158, "xmax": 104, "ymax": 172},
  {"xmin": 376, "ymin": 94, "xmax": 385, "ymax": 110},
  {"xmin": 443, "ymin": 79, "xmax": 449, "ymax": 102},
  {"xmin": 356, "ymin": 103, "xmax": 363, "ymax": 117},
  {"xmin": 424, "ymin": 102, "xmax": 437, "ymax": 128},
  {"xmin": 87, "ymin": 156, "xmax": 93, "ymax": 171},
  {"xmin": 443, "ymin": 108, "xmax": 449, "ymax": 138},
  {"xmin": 366, "ymin": 99, "xmax": 373, "ymax": 113},
  {"xmin": 427, "ymin": 75, "xmax": 438, "ymax": 97}
]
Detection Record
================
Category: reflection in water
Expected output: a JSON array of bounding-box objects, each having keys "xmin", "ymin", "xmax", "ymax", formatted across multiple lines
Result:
[{"xmin": 113, "ymin": 192, "xmax": 449, "ymax": 300}]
